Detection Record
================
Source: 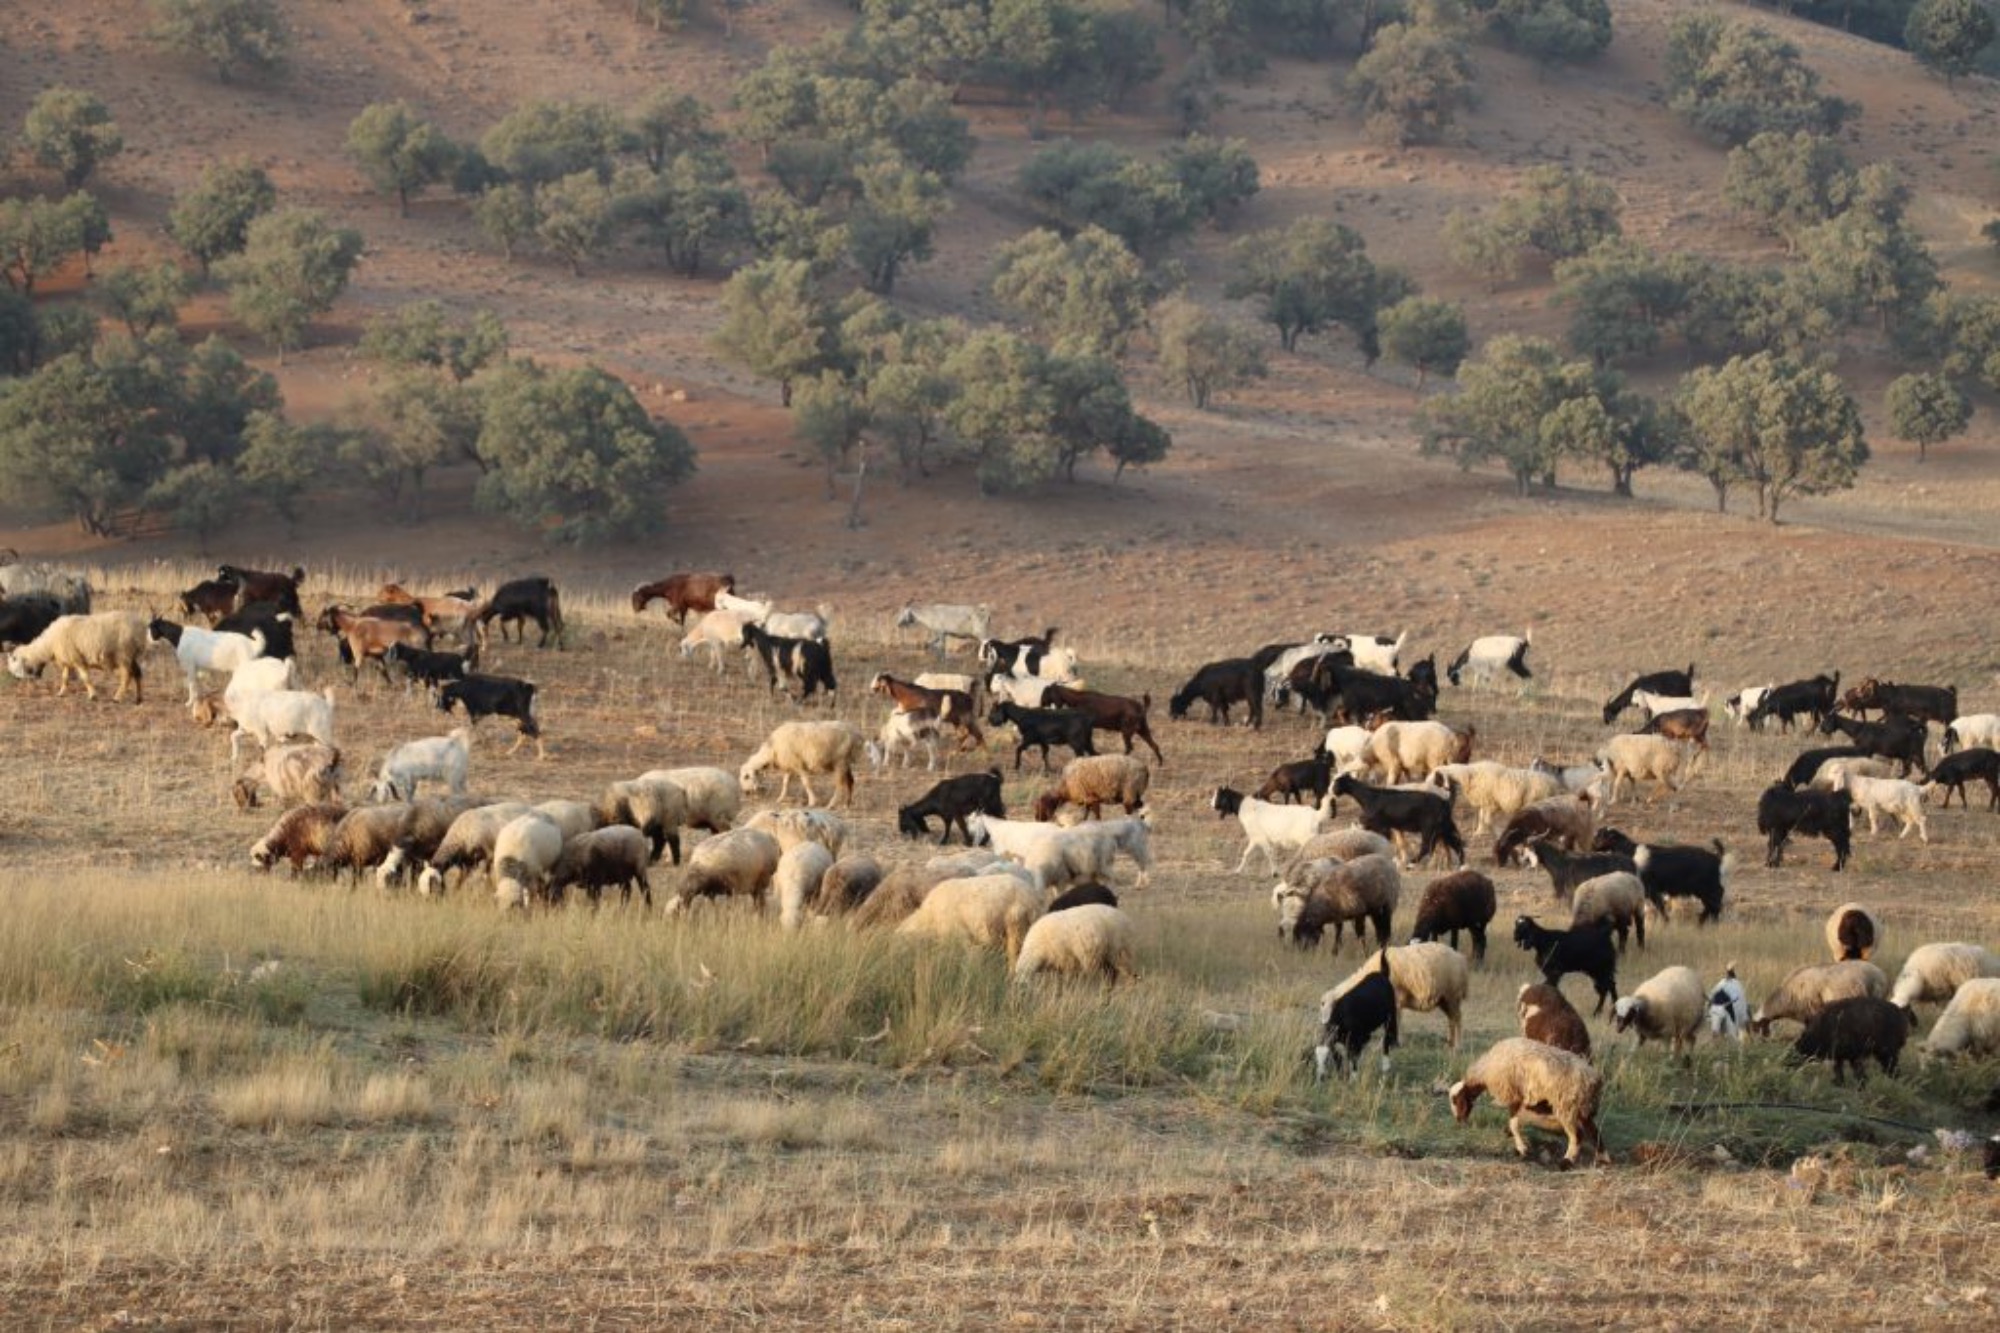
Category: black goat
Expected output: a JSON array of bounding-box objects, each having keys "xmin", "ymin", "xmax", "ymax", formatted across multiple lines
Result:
[
  {"xmin": 1781, "ymin": 744, "xmax": 1870, "ymax": 789},
  {"xmin": 1818, "ymin": 712, "xmax": 1927, "ymax": 777},
  {"xmin": 1256, "ymin": 755, "xmax": 1333, "ymax": 806},
  {"xmin": 1746, "ymin": 673, "xmax": 1840, "ymax": 733},
  {"xmin": 475, "ymin": 576, "xmax": 565, "ymax": 648},
  {"xmin": 1792, "ymin": 996, "xmax": 1909, "ymax": 1085},
  {"xmin": 1512, "ymin": 916, "xmax": 1619, "ymax": 1015},
  {"xmin": 212, "ymin": 601, "xmax": 297, "ymax": 661},
  {"xmin": 1331, "ymin": 774, "xmax": 1465, "ymax": 868},
  {"xmin": 1248, "ymin": 641, "xmax": 1303, "ymax": 673},
  {"xmin": 1519, "ymin": 838, "xmax": 1635, "ymax": 904},
  {"xmin": 439, "ymin": 674, "xmax": 543, "ymax": 756},
  {"xmin": 1592, "ymin": 829, "xmax": 1729, "ymax": 924},
  {"xmin": 1325, "ymin": 660, "xmax": 1436, "ymax": 724},
  {"xmin": 1602, "ymin": 665, "xmax": 1696, "ymax": 724},
  {"xmin": 1313, "ymin": 949, "xmax": 1399, "ymax": 1080},
  {"xmin": 1840, "ymin": 678, "xmax": 1956, "ymax": 727},
  {"xmin": 742, "ymin": 623, "xmax": 837, "ymax": 703},
  {"xmin": 897, "ymin": 770, "xmax": 1005, "ymax": 845},
  {"xmin": 383, "ymin": 642, "xmax": 475, "ymax": 692},
  {"xmin": 217, "ymin": 564, "xmax": 304, "ymax": 616},
  {"xmin": 1169, "ymin": 658, "xmax": 1263, "ymax": 728},
  {"xmin": 1757, "ymin": 784, "xmax": 1851, "ymax": 870},
  {"xmin": 0, "ymin": 593, "xmax": 64, "ymax": 649},
  {"xmin": 1927, "ymin": 747, "xmax": 2000, "ymax": 811},
  {"xmin": 986, "ymin": 701, "xmax": 1096, "ymax": 772},
  {"xmin": 1410, "ymin": 870, "xmax": 1496, "ymax": 961}
]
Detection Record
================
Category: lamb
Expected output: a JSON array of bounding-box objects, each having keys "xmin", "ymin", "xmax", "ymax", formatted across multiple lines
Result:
[
  {"xmin": 1922, "ymin": 979, "xmax": 2000, "ymax": 1058},
  {"xmin": 233, "ymin": 741, "xmax": 343, "ymax": 810},
  {"xmin": 322, "ymin": 803, "xmax": 414, "ymax": 883},
  {"xmin": 1792, "ymin": 996, "xmax": 1909, "ymax": 1085},
  {"xmin": 492, "ymin": 814, "xmax": 565, "ymax": 910},
  {"xmin": 146, "ymin": 619, "xmax": 267, "ymax": 704},
  {"xmin": 641, "ymin": 766, "xmax": 739, "ymax": 834},
  {"xmin": 895, "ymin": 602, "xmax": 992, "ymax": 656},
  {"xmin": 249, "ymin": 802, "xmax": 347, "ymax": 874},
  {"xmin": 898, "ymin": 770, "xmax": 1005, "ymax": 845},
  {"xmin": 547, "ymin": 826, "xmax": 653, "ymax": 907},
  {"xmin": 369, "ymin": 727, "xmax": 472, "ymax": 803},
  {"xmin": 1571, "ymin": 872, "xmax": 1647, "ymax": 953},
  {"xmin": 774, "ymin": 841, "xmax": 838, "ymax": 929},
  {"xmin": 595, "ymin": 777, "xmax": 691, "ymax": 863},
  {"xmin": 1925, "ymin": 747, "xmax": 2000, "ymax": 811},
  {"xmin": 1517, "ymin": 983, "xmax": 1591, "ymax": 1058},
  {"xmin": 848, "ymin": 863, "xmax": 954, "ymax": 931},
  {"xmin": 668, "ymin": 828, "xmax": 784, "ymax": 915},
  {"xmin": 1888, "ymin": 942, "xmax": 2000, "ymax": 1010},
  {"xmin": 1824, "ymin": 902, "xmax": 1882, "ymax": 963},
  {"xmin": 1612, "ymin": 965, "xmax": 1705, "ymax": 1055},
  {"xmin": 1012, "ymin": 903, "xmax": 1137, "ymax": 983},
  {"xmin": 6, "ymin": 611, "xmax": 149, "ymax": 703},
  {"xmin": 1707, "ymin": 966, "xmax": 1751, "ymax": 1042},
  {"xmin": 1210, "ymin": 787, "xmax": 1332, "ymax": 875},
  {"xmin": 738, "ymin": 720, "xmax": 867, "ymax": 807},
  {"xmin": 1446, "ymin": 631, "xmax": 1533, "ymax": 689},
  {"xmin": 414, "ymin": 801, "xmax": 534, "ymax": 895},
  {"xmin": 896, "ymin": 873, "xmax": 1045, "ymax": 964},
  {"xmin": 1756, "ymin": 785, "xmax": 1852, "ymax": 871},
  {"xmin": 1492, "ymin": 794, "xmax": 1597, "ymax": 868},
  {"xmin": 1822, "ymin": 763, "xmax": 1928, "ymax": 842},
  {"xmin": 812, "ymin": 854, "xmax": 884, "ymax": 917},
  {"xmin": 1943, "ymin": 714, "xmax": 2000, "ymax": 753},
  {"xmin": 1362, "ymin": 721, "xmax": 1472, "ymax": 784},
  {"xmin": 1274, "ymin": 853, "xmax": 1401, "ymax": 953},
  {"xmin": 967, "ymin": 812, "xmax": 1152, "ymax": 892},
  {"xmin": 1324, "ymin": 942, "xmax": 1469, "ymax": 1050},
  {"xmin": 1594, "ymin": 734, "xmax": 1702, "ymax": 804},
  {"xmin": 1512, "ymin": 916, "xmax": 1619, "ymax": 1015},
  {"xmin": 678, "ymin": 608, "xmax": 756, "ymax": 673},
  {"xmin": 1313, "ymin": 950, "xmax": 1399, "ymax": 1079},
  {"xmin": 227, "ymin": 686, "xmax": 336, "ymax": 763},
  {"xmin": 745, "ymin": 806, "xmax": 849, "ymax": 857},
  {"xmin": 1031, "ymin": 754, "xmax": 1150, "ymax": 822},
  {"xmin": 1409, "ymin": 870, "xmax": 1496, "ymax": 961},
  {"xmin": 868, "ymin": 708, "xmax": 943, "ymax": 772},
  {"xmin": 1425, "ymin": 762, "xmax": 1560, "ymax": 836},
  {"xmin": 1449, "ymin": 1037, "xmax": 1609, "ymax": 1167},
  {"xmin": 1750, "ymin": 960, "xmax": 1888, "ymax": 1034},
  {"xmin": 914, "ymin": 671, "xmax": 980, "ymax": 696}
]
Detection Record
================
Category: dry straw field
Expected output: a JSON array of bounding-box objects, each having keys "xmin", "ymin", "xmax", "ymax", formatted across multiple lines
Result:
[{"xmin": 2, "ymin": 560, "xmax": 1998, "ymax": 1329}]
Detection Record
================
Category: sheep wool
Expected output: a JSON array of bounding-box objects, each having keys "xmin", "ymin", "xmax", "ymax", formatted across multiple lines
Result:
[
  {"xmin": 1326, "ymin": 942, "xmax": 1469, "ymax": 1049},
  {"xmin": 739, "ymin": 721, "xmax": 867, "ymax": 807},
  {"xmin": 1824, "ymin": 903, "xmax": 1882, "ymax": 963},
  {"xmin": 896, "ymin": 873, "xmax": 1044, "ymax": 964},
  {"xmin": 1890, "ymin": 942, "xmax": 2000, "ymax": 1010},
  {"xmin": 671, "ymin": 828, "xmax": 784, "ymax": 914},
  {"xmin": 492, "ymin": 814, "xmax": 564, "ymax": 910},
  {"xmin": 6, "ymin": 611, "xmax": 149, "ymax": 702},
  {"xmin": 774, "ymin": 841, "xmax": 837, "ymax": 930},
  {"xmin": 1752, "ymin": 960, "xmax": 1889, "ymax": 1033},
  {"xmin": 1449, "ymin": 1037, "xmax": 1609, "ymax": 1167},
  {"xmin": 1612, "ymin": 964, "xmax": 1705, "ymax": 1055},
  {"xmin": 1012, "ymin": 903, "xmax": 1136, "ymax": 983},
  {"xmin": 1923, "ymin": 978, "xmax": 2000, "ymax": 1058}
]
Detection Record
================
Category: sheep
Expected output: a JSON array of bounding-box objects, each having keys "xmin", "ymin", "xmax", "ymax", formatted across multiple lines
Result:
[
  {"xmin": 1594, "ymin": 734, "xmax": 1701, "ymax": 804},
  {"xmin": 1274, "ymin": 853, "xmax": 1401, "ymax": 953},
  {"xmin": 868, "ymin": 708, "xmax": 943, "ymax": 772},
  {"xmin": 0, "ymin": 552, "xmax": 91, "ymax": 612},
  {"xmin": 1925, "ymin": 747, "xmax": 2000, "ymax": 811},
  {"xmin": 1362, "ymin": 721, "xmax": 1471, "ymax": 784},
  {"xmin": 1944, "ymin": 714, "xmax": 2000, "ymax": 753},
  {"xmin": 1923, "ymin": 979, "xmax": 2000, "ymax": 1058},
  {"xmin": 1409, "ymin": 870, "xmax": 1496, "ymax": 962},
  {"xmin": 1031, "ymin": 754, "xmax": 1150, "ymax": 822},
  {"xmin": 322, "ymin": 803, "xmax": 414, "ymax": 883},
  {"xmin": 1013, "ymin": 903, "xmax": 1137, "ymax": 984},
  {"xmin": 896, "ymin": 873, "xmax": 1044, "ymax": 964},
  {"xmin": 847, "ymin": 863, "xmax": 953, "ymax": 931},
  {"xmin": 374, "ymin": 795, "xmax": 488, "ymax": 889},
  {"xmin": 595, "ymin": 777, "xmax": 691, "ymax": 864},
  {"xmin": 147, "ymin": 619, "xmax": 268, "ymax": 705},
  {"xmin": 415, "ymin": 802, "xmax": 534, "ymax": 895},
  {"xmin": 966, "ymin": 813, "xmax": 1152, "ymax": 892},
  {"xmin": 369, "ymin": 727, "xmax": 472, "ymax": 803},
  {"xmin": 812, "ymin": 854, "xmax": 884, "ymax": 917},
  {"xmin": 1314, "ymin": 950, "xmax": 1399, "ymax": 1079},
  {"xmin": 678, "ymin": 608, "xmax": 756, "ymax": 673},
  {"xmin": 227, "ymin": 686, "xmax": 336, "ymax": 763},
  {"xmin": 1708, "ymin": 966, "xmax": 1751, "ymax": 1042},
  {"xmin": 641, "ymin": 766, "xmax": 739, "ymax": 834},
  {"xmin": 1757, "ymin": 785, "xmax": 1852, "ymax": 871},
  {"xmin": 547, "ymin": 826, "xmax": 653, "ymax": 907},
  {"xmin": 1612, "ymin": 965, "xmax": 1705, "ymax": 1055},
  {"xmin": 1517, "ymin": 983, "xmax": 1591, "ymax": 1058},
  {"xmin": 1792, "ymin": 996, "xmax": 1910, "ymax": 1085},
  {"xmin": 1888, "ymin": 942, "xmax": 2000, "ymax": 1011},
  {"xmin": 233, "ymin": 741, "xmax": 343, "ymax": 810},
  {"xmin": 745, "ymin": 807, "xmax": 849, "ymax": 857},
  {"xmin": 492, "ymin": 814, "xmax": 565, "ymax": 910},
  {"xmin": 1318, "ymin": 725, "xmax": 1376, "ymax": 776},
  {"xmin": 898, "ymin": 770, "xmax": 1005, "ymax": 845},
  {"xmin": 1211, "ymin": 787, "xmax": 1332, "ymax": 875},
  {"xmin": 1448, "ymin": 1037, "xmax": 1608, "ymax": 1167},
  {"xmin": 1285, "ymin": 826, "xmax": 1394, "ymax": 872},
  {"xmin": 1427, "ymin": 762, "xmax": 1561, "ymax": 835},
  {"xmin": 1824, "ymin": 902, "xmax": 1882, "ymax": 963},
  {"xmin": 1823, "ymin": 763, "xmax": 1928, "ymax": 841},
  {"xmin": 774, "ymin": 841, "xmax": 838, "ymax": 929},
  {"xmin": 914, "ymin": 671, "xmax": 980, "ymax": 697},
  {"xmin": 668, "ymin": 828, "xmax": 784, "ymax": 915},
  {"xmin": 249, "ymin": 802, "xmax": 347, "ymax": 874},
  {"xmin": 1807, "ymin": 755, "xmax": 1892, "ymax": 790},
  {"xmin": 1446, "ymin": 631, "xmax": 1533, "ymax": 689},
  {"xmin": 895, "ymin": 602, "xmax": 992, "ymax": 656},
  {"xmin": 738, "ymin": 720, "xmax": 867, "ymax": 808},
  {"xmin": 1571, "ymin": 871, "xmax": 1647, "ymax": 953},
  {"xmin": 1512, "ymin": 916, "xmax": 1619, "ymax": 1015},
  {"xmin": 1750, "ymin": 960, "xmax": 1888, "ymax": 1035},
  {"xmin": 1492, "ymin": 793, "xmax": 1597, "ymax": 868},
  {"xmin": 1324, "ymin": 942, "xmax": 1469, "ymax": 1050},
  {"xmin": 6, "ymin": 611, "xmax": 148, "ymax": 703}
]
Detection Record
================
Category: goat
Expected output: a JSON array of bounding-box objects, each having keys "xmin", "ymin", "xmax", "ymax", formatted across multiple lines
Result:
[
  {"xmin": 1512, "ymin": 916, "xmax": 1619, "ymax": 1015},
  {"xmin": 986, "ymin": 701, "xmax": 1096, "ymax": 773},
  {"xmin": 632, "ymin": 571, "xmax": 734, "ymax": 624},
  {"xmin": 1169, "ymin": 658, "xmax": 1263, "ymax": 728},
  {"xmin": 1757, "ymin": 784, "xmax": 1852, "ymax": 871},
  {"xmin": 1039, "ymin": 684, "xmax": 1163, "ymax": 763},
  {"xmin": 871, "ymin": 673, "xmax": 980, "ymax": 748},
  {"xmin": 217, "ymin": 564, "xmax": 304, "ymax": 616},
  {"xmin": 1927, "ymin": 747, "xmax": 2000, "ymax": 811},
  {"xmin": 439, "ymin": 675, "xmax": 543, "ymax": 757},
  {"xmin": 1331, "ymin": 774, "xmax": 1465, "ymax": 868},
  {"xmin": 897, "ymin": 769, "xmax": 1005, "ymax": 844},
  {"xmin": 1818, "ymin": 712, "xmax": 1928, "ymax": 778},
  {"xmin": 475, "ymin": 576, "xmax": 565, "ymax": 648},
  {"xmin": 1746, "ymin": 673, "xmax": 1840, "ymax": 733},
  {"xmin": 1602, "ymin": 665, "xmax": 1695, "ymax": 724},
  {"xmin": 1840, "ymin": 678, "xmax": 1956, "ymax": 727}
]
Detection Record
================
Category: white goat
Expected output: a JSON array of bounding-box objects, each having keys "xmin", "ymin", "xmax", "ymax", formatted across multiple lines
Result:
[
  {"xmin": 1630, "ymin": 689, "xmax": 1708, "ymax": 721},
  {"xmin": 1724, "ymin": 685, "xmax": 1773, "ymax": 728},
  {"xmin": 867, "ymin": 709, "xmax": 942, "ymax": 772},
  {"xmin": 1338, "ymin": 631, "xmax": 1407, "ymax": 675},
  {"xmin": 150, "ymin": 620, "xmax": 268, "ymax": 705},
  {"xmin": 895, "ymin": 603, "xmax": 991, "ymax": 656},
  {"xmin": 228, "ymin": 687, "xmax": 337, "ymax": 761},
  {"xmin": 1213, "ymin": 787, "xmax": 1332, "ymax": 875},
  {"xmin": 371, "ymin": 727, "xmax": 473, "ymax": 802},
  {"xmin": 716, "ymin": 591, "xmax": 829, "ymax": 642},
  {"xmin": 678, "ymin": 608, "xmax": 755, "ymax": 673}
]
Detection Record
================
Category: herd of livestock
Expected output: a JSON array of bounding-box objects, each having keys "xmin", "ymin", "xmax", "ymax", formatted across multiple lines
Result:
[{"xmin": 3, "ymin": 553, "xmax": 2000, "ymax": 1171}]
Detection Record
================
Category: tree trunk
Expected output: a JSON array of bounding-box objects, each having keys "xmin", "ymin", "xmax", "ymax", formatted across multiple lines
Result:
[
  {"xmin": 1711, "ymin": 478, "xmax": 1729, "ymax": 513},
  {"xmin": 780, "ymin": 379, "xmax": 792, "ymax": 408},
  {"xmin": 846, "ymin": 445, "xmax": 868, "ymax": 529},
  {"xmin": 398, "ymin": 186, "xmax": 410, "ymax": 218}
]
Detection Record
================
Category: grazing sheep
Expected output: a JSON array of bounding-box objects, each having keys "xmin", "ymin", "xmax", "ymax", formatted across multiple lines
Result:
[
  {"xmin": 897, "ymin": 873, "xmax": 1045, "ymax": 964},
  {"xmin": 1923, "ymin": 979, "xmax": 2000, "ymax": 1058},
  {"xmin": 1751, "ymin": 960, "xmax": 1889, "ymax": 1034},
  {"xmin": 1031, "ymin": 754, "xmax": 1150, "ymax": 822},
  {"xmin": 1493, "ymin": 793, "xmax": 1598, "ymax": 868},
  {"xmin": 1285, "ymin": 826, "xmax": 1395, "ymax": 872},
  {"xmin": 1409, "ymin": 870, "xmax": 1496, "ymax": 962},
  {"xmin": 812, "ymin": 854, "xmax": 884, "ymax": 917},
  {"xmin": 1314, "ymin": 950, "xmax": 1399, "ymax": 1079},
  {"xmin": 1517, "ymin": 983, "xmax": 1591, "ymax": 1058},
  {"xmin": 1449, "ymin": 1037, "xmax": 1609, "ymax": 1167},
  {"xmin": 415, "ymin": 802, "xmax": 534, "ymax": 895},
  {"xmin": 1612, "ymin": 965, "xmax": 1705, "ymax": 1055},
  {"xmin": 1889, "ymin": 942, "xmax": 2000, "ymax": 1011},
  {"xmin": 1793, "ymin": 996, "xmax": 1909, "ymax": 1085},
  {"xmin": 548, "ymin": 826, "xmax": 653, "ymax": 907},
  {"xmin": 1427, "ymin": 762, "xmax": 1561, "ymax": 835},
  {"xmin": 1707, "ymin": 966, "xmax": 1751, "ymax": 1043},
  {"xmin": 249, "ymin": 802, "xmax": 347, "ymax": 874},
  {"xmin": 322, "ymin": 803, "xmax": 414, "ymax": 883},
  {"xmin": 1325, "ymin": 942, "xmax": 1469, "ymax": 1050},
  {"xmin": 642, "ymin": 766, "xmax": 739, "ymax": 834},
  {"xmin": 1594, "ymin": 734, "xmax": 1701, "ymax": 804},
  {"xmin": 739, "ymin": 721, "xmax": 867, "ymax": 807},
  {"xmin": 966, "ymin": 813, "xmax": 1152, "ymax": 892},
  {"xmin": 492, "ymin": 814, "xmax": 565, "ymax": 910},
  {"xmin": 1571, "ymin": 871, "xmax": 1647, "ymax": 953},
  {"xmin": 848, "ymin": 863, "xmax": 953, "ymax": 931},
  {"xmin": 668, "ymin": 828, "xmax": 784, "ymax": 915},
  {"xmin": 369, "ymin": 727, "xmax": 472, "ymax": 803},
  {"xmin": 746, "ymin": 807, "xmax": 849, "ymax": 858},
  {"xmin": 1363, "ymin": 721, "xmax": 1473, "ymax": 784},
  {"xmin": 1825, "ymin": 903, "xmax": 1882, "ymax": 963},
  {"xmin": 1211, "ymin": 787, "xmax": 1333, "ymax": 875},
  {"xmin": 6, "ymin": 611, "xmax": 148, "ymax": 702},
  {"xmin": 1274, "ymin": 853, "xmax": 1401, "ymax": 954},
  {"xmin": 374, "ymin": 795, "xmax": 488, "ymax": 889},
  {"xmin": 774, "ymin": 841, "xmax": 838, "ymax": 929},
  {"xmin": 596, "ymin": 777, "xmax": 692, "ymax": 864},
  {"xmin": 1823, "ymin": 763, "xmax": 1928, "ymax": 842},
  {"xmin": 1013, "ymin": 903, "xmax": 1137, "ymax": 983},
  {"xmin": 234, "ymin": 741, "xmax": 343, "ymax": 810}
]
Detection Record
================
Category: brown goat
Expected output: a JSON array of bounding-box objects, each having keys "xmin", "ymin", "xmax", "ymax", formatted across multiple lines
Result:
[
  {"xmin": 376, "ymin": 584, "xmax": 480, "ymax": 641},
  {"xmin": 1642, "ymin": 708, "xmax": 1710, "ymax": 751},
  {"xmin": 631, "ymin": 571, "xmax": 734, "ymax": 624},
  {"xmin": 1039, "ymin": 685, "xmax": 1165, "ymax": 763},
  {"xmin": 317, "ymin": 605, "xmax": 431, "ymax": 682},
  {"xmin": 871, "ymin": 673, "xmax": 983, "ymax": 749}
]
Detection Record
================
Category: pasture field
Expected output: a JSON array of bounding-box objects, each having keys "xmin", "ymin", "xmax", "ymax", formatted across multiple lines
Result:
[{"xmin": 1, "ymin": 564, "xmax": 1997, "ymax": 1329}]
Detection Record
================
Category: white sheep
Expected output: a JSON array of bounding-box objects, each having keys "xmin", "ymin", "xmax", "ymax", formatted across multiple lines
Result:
[
  {"xmin": 678, "ymin": 608, "xmax": 756, "ymax": 673},
  {"xmin": 149, "ymin": 620, "xmax": 268, "ymax": 704},
  {"xmin": 739, "ymin": 720, "xmax": 866, "ymax": 807},
  {"xmin": 235, "ymin": 741, "xmax": 343, "ymax": 810},
  {"xmin": 896, "ymin": 872, "xmax": 1044, "ymax": 964},
  {"xmin": 1629, "ymin": 688, "xmax": 1708, "ymax": 720},
  {"xmin": 1594, "ymin": 734, "xmax": 1701, "ymax": 804},
  {"xmin": 1612, "ymin": 965, "xmax": 1706, "ymax": 1055},
  {"xmin": 913, "ymin": 672, "xmax": 979, "ymax": 696},
  {"xmin": 370, "ymin": 727, "xmax": 472, "ymax": 802},
  {"xmin": 640, "ymin": 766, "xmax": 740, "ymax": 835},
  {"xmin": 774, "ymin": 841, "xmax": 837, "ymax": 929},
  {"xmin": 1362, "ymin": 721, "xmax": 1469, "ymax": 784},
  {"xmin": 595, "ymin": 777, "xmax": 692, "ymax": 863},
  {"xmin": 746, "ymin": 806, "xmax": 849, "ymax": 857},
  {"xmin": 1751, "ymin": 960, "xmax": 1888, "ymax": 1034},
  {"xmin": 1808, "ymin": 755, "xmax": 1892, "ymax": 790},
  {"xmin": 547, "ymin": 826, "xmax": 653, "ymax": 906},
  {"xmin": 530, "ymin": 799, "xmax": 595, "ymax": 843},
  {"xmin": 1571, "ymin": 871, "xmax": 1647, "ymax": 952},
  {"xmin": 1013, "ymin": 903, "xmax": 1136, "ymax": 982},
  {"xmin": 1319, "ymin": 725, "xmax": 1375, "ymax": 776},
  {"xmin": 895, "ymin": 603, "xmax": 991, "ymax": 656},
  {"xmin": 6, "ymin": 611, "xmax": 149, "ymax": 702},
  {"xmin": 965, "ymin": 812, "xmax": 1152, "ymax": 891},
  {"xmin": 1944, "ymin": 714, "xmax": 2000, "ymax": 752},
  {"xmin": 1922, "ymin": 978, "xmax": 2000, "ymax": 1058},
  {"xmin": 1276, "ymin": 854, "xmax": 1401, "ymax": 954},
  {"xmin": 1825, "ymin": 902, "xmax": 1882, "ymax": 962},
  {"xmin": 670, "ymin": 828, "xmax": 784, "ymax": 914},
  {"xmin": 492, "ymin": 814, "xmax": 565, "ymax": 910},
  {"xmin": 1324, "ymin": 942, "xmax": 1469, "ymax": 1048},
  {"xmin": 1212, "ymin": 788, "xmax": 1332, "ymax": 875},
  {"xmin": 1889, "ymin": 942, "xmax": 2000, "ymax": 1010},
  {"xmin": 867, "ymin": 709, "xmax": 942, "ymax": 772},
  {"xmin": 1823, "ymin": 763, "xmax": 1928, "ymax": 841},
  {"xmin": 1426, "ymin": 761, "xmax": 1561, "ymax": 835},
  {"xmin": 228, "ymin": 686, "xmax": 337, "ymax": 762},
  {"xmin": 1448, "ymin": 1036, "xmax": 1608, "ymax": 1166}
]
